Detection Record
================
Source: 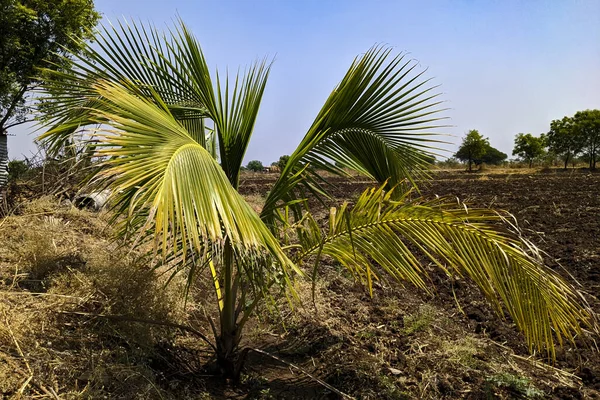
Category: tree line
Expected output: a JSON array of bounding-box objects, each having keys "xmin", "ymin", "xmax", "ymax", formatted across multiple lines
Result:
[
  {"xmin": 453, "ymin": 109, "xmax": 600, "ymax": 170},
  {"xmin": 244, "ymin": 155, "xmax": 290, "ymax": 172}
]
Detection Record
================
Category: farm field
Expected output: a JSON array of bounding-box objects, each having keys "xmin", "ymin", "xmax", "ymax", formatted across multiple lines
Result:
[
  {"xmin": 1, "ymin": 169, "xmax": 599, "ymax": 399},
  {"xmin": 240, "ymin": 169, "xmax": 600, "ymax": 398}
]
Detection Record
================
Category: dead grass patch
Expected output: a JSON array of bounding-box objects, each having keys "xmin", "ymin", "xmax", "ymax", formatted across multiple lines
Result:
[{"xmin": 0, "ymin": 196, "xmax": 201, "ymax": 399}]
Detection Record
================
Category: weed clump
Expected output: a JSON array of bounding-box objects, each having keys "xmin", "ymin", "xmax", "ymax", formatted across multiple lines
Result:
[
  {"xmin": 402, "ymin": 304, "xmax": 436, "ymax": 334},
  {"xmin": 486, "ymin": 373, "xmax": 545, "ymax": 398}
]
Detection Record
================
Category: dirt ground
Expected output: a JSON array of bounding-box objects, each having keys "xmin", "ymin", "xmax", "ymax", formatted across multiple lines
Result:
[{"xmin": 237, "ymin": 169, "xmax": 600, "ymax": 399}]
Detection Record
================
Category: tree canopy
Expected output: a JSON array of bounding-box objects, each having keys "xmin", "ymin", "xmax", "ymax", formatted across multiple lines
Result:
[
  {"xmin": 573, "ymin": 110, "xmax": 600, "ymax": 170},
  {"xmin": 246, "ymin": 160, "xmax": 264, "ymax": 172},
  {"xmin": 454, "ymin": 130, "xmax": 489, "ymax": 171},
  {"xmin": 0, "ymin": 0, "xmax": 100, "ymax": 132},
  {"xmin": 478, "ymin": 144, "xmax": 507, "ymax": 166},
  {"xmin": 276, "ymin": 154, "xmax": 290, "ymax": 171},
  {"xmin": 512, "ymin": 133, "xmax": 546, "ymax": 168},
  {"xmin": 546, "ymin": 110, "xmax": 600, "ymax": 170},
  {"xmin": 0, "ymin": 0, "xmax": 100, "ymax": 200},
  {"xmin": 547, "ymin": 116, "xmax": 582, "ymax": 169}
]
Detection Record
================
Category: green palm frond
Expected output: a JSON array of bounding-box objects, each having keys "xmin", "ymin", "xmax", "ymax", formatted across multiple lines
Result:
[
  {"xmin": 212, "ymin": 60, "xmax": 271, "ymax": 186},
  {"xmin": 86, "ymin": 81, "xmax": 300, "ymax": 288},
  {"xmin": 296, "ymin": 184, "xmax": 592, "ymax": 357},
  {"xmin": 39, "ymin": 18, "xmax": 210, "ymax": 153},
  {"xmin": 262, "ymin": 47, "xmax": 448, "ymax": 225},
  {"xmin": 40, "ymin": 19, "xmax": 269, "ymax": 187}
]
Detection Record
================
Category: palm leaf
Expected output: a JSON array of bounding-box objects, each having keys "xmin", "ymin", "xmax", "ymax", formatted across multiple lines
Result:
[
  {"xmin": 39, "ymin": 19, "xmax": 269, "ymax": 188},
  {"xmin": 261, "ymin": 47, "xmax": 448, "ymax": 226},
  {"xmin": 295, "ymin": 184, "xmax": 593, "ymax": 358},
  {"xmin": 84, "ymin": 81, "xmax": 300, "ymax": 291},
  {"xmin": 39, "ymin": 18, "xmax": 210, "ymax": 153}
]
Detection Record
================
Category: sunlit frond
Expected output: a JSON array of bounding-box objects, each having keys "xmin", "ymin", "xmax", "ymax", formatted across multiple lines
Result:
[
  {"xmin": 39, "ymin": 18, "xmax": 210, "ymax": 152},
  {"xmin": 262, "ymin": 47, "xmax": 448, "ymax": 225},
  {"xmin": 296, "ymin": 184, "xmax": 592, "ymax": 358},
  {"xmin": 85, "ymin": 81, "xmax": 300, "ymax": 289},
  {"xmin": 40, "ymin": 19, "xmax": 270, "ymax": 188}
]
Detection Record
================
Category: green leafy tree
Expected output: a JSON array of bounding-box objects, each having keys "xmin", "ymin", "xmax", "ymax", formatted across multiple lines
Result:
[
  {"xmin": 0, "ymin": 0, "xmax": 100, "ymax": 198},
  {"xmin": 276, "ymin": 154, "xmax": 290, "ymax": 171},
  {"xmin": 454, "ymin": 130, "xmax": 489, "ymax": 171},
  {"xmin": 40, "ymin": 20, "xmax": 593, "ymax": 379},
  {"xmin": 512, "ymin": 133, "xmax": 546, "ymax": 168},
  {"xmin": 246, "ymin": 160, "xmax": 264, "ymax": 172},
  {"xmin": 547, "ymin": 117, "xmax": 582, "ymax": 169},
  {"xmin": 477, "ymin": 144, "xmax": 507, "ymax": 166},
  {"xmin": 573, "ymin": 110, "xmax": 600, "ymax": 170}
]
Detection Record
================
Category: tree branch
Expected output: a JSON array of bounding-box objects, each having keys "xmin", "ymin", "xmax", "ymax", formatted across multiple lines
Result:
[
  {"xmin": 0, "ymin": 85, "xmax": 29, "ymax": 130},
  {"xmin": 4, "ymin": 119, "xmax": 36, "ymax": 131}
]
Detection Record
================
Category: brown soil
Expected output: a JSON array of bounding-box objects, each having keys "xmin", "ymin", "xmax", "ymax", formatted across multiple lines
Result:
[{"xmin": 238, "ymin": 169, "xmax": 600, "ymax": 399}]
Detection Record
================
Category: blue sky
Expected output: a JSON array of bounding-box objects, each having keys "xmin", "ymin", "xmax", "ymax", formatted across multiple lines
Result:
[{"xmin": 9, "ymin": 0, "xmax": 600, "ymax": 163}]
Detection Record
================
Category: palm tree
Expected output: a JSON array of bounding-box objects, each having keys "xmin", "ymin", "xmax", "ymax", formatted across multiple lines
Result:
[{"xmin": 39, "ymin": 19, "xmax": 593, "ymax": 379}]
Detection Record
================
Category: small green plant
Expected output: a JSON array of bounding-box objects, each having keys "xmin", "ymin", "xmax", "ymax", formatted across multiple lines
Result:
[
  {"xmin": 402, "ymin": 304, "xmax": 436, "ymax": 334},
  {"xmin": 486, "ymin": 373, "xmax": 544, "ymax": 398}
]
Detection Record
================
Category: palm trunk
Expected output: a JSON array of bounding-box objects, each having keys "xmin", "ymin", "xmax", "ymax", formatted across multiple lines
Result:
[
  {"xmin": 0, "ymin": 133, "xmax": 8, "ymax": 203},
  {"xmin": 215, "ymin": 241, "xmax": 246, "ymax": 380}
]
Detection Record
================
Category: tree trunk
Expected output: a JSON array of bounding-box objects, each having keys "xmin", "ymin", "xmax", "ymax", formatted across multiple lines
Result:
[
  {"xmin": 215, "ymin": 328, "xmax": 247, "ymax": 381},
  {"xmin": 564, "ymin": 154, "xmax": 569, "ymax": 170},
  {"xmin": 214, "ymin": 240, "xmax": 247, "ymax": 381},
  {"xmin": 529, "ymin": 159, "xmax": 533, "ymax": 168},
  {"xmin": 0, "ymin": 133, "xmax": 8, "ymax": 204}
]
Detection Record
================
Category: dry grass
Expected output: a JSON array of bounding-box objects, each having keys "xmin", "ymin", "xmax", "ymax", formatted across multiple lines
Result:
[
  {"xmin": 242, "ymin": 193, "xmax": 265, "ymax": 214},
  {"xmin": 0, "ymin": 197, "xmax": 199, "ymax": 399}
]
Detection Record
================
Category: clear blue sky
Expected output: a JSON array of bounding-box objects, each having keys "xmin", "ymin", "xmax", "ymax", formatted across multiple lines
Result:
[{"xmin": 9, "ymin": 0, "xmax": 600, "ymax": 163}]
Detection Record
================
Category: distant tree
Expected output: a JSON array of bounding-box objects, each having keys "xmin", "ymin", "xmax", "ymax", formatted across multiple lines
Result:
[
  {"xmin": 478, "ymin": 144, "xmax": 507, "ymax": 166},
  {"xmin": 246, "ymin": 160, "xmax": 264, "ymax": 172},
  {"xmin": 455, "ymin": 130, "xmax": 489, "ymax": 172},
  {"xmin": 422, "ymin": 153, "xmax": 436, "ymax": 165},
  {"xmin": 547, "ymin": 117, "xmax": 582, "ymax": 169},
  {"xmin": 512, "ymin": 133, "xmax": 546, "ymax": 168},
  {"xmin": 573, "ymin": 110, "xmax": 600, "ymax": 170},
  {"xmin": 7, "ymin": 159, "xmax": 29, "ymax": 181},
  {"xmin": 0, "ymin": 0, "xmax": 100, "ymax": 199},
  {"xmin": 437, "ymin": 157, "xmax": 461, "ymax": 169},
  {"xmin": 276, "ymin": 154, "xmax": 290, "ymax": 171}
]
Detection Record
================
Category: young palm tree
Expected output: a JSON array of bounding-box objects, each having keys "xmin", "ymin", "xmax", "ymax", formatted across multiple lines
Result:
[{"xmin": 39, "ymin": 19, "xmax": 593, "ymax": 378}]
